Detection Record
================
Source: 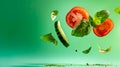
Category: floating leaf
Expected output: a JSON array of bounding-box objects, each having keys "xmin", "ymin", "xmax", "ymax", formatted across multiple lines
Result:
[
  {"xmin": 114, "ymin": 7, "xmax": 120, "ymax": 14},
  {"xmin": 97, "ymin": 45, "xmax": 111, "ymax": 54},
  {"xmin": 82, "ymin": 47, "xmax": 92, "ymax": 54},
  {"xmin": 71, "ymin": 20, "xmax": 91, "ymax": 37},
  {"xmin": 89, "ymin": 16, "xmax": 96, "ymax": 27},
  {"xmin": 51, "ymin": 10, "xmax": 58, "ymax": 21},
  {"xmin": 40, "ymin": 33, "xmax": 58, "ymax": 45},
  {"xmin": 94, "ymin": 10, "xmax": 110, "ymax": 25}
]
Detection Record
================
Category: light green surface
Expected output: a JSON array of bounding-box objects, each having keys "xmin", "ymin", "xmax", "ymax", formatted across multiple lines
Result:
[{"xmin": 0, "ymin": 0, "xmax": 120, "ymax": 66}]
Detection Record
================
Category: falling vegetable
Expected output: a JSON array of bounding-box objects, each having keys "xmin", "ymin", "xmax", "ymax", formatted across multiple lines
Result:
[
  {"xmin": 82, "ymin": 46, "xmax": 92, "ymax": 54},
  {"xmin": 114, "ymin": 7, "xmax": 120, "ymax": 14},
  {"xmin": 54, "ymin": 20, "xmax": 69, "ymax": 47},
  {"xmin": 94, "ymin": 10, "xmax": 110, "ymax": 25},
  {"xmin": 97, "ymin": 45, "xmax": 111, "ymax": 54},
  {"xmin": 40, "ymin": 6, "xmax": 114, "ymax": 54},
  {"xmin": 92, "ymin": 10, "xmax": 114, "ymax": 37},
  {"xmin": 89, "ymin": 16, "xmax": 96, "ymax": 27},
  {"xmin": 40, "ymin": 33, "xmax": 58, "ymax": 45},
  {"xmin": 51, "ymin": 10, "xmax": 58, "ymax": 21},
  {"xmin": 71, "ymin": 20, "xmax": 91, "ymax": 37},
  {"xmin": 93, "ymin": 18, "xmax": 114, "ymax": 37},
  {"xmin": 66, "ymin": 6, "xmax": 89, "ymax": 28}
]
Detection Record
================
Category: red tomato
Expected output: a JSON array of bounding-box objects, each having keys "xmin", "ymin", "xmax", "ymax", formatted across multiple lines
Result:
[
  {"xmin": 93, "ymin": 18, "xmax": 114, "ymax": 37},
  {"xmin": 66, "ymin": 6, "xmax": 89, "ymax": 28}
]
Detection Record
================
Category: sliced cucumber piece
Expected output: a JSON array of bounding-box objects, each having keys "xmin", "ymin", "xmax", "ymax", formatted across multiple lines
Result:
[{"xmin": 54, "ymin": 20, "xmax": 69, "ymax": 47}]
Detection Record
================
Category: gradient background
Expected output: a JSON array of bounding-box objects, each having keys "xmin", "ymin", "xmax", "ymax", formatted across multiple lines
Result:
[{"xmin": 0, "ymin": 0, "xmax": 120, "ymax": 66}]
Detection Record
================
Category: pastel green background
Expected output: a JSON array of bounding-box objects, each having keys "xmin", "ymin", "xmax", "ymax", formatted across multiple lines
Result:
[{"xmin": 0, "ymin": 0, "xmax": 120, "ymax": 66}]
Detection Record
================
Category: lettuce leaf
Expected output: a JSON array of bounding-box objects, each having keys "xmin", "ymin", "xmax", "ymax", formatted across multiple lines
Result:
[
  {"xmin": 89, "ymin": 16, "xmax": 96, "ymax": 27},
  {"xmin": 71, "ymin": 20, "xmax": 91, "ymax": 37},
  {"xmin": 94, "ymin": 10, "xmax": 110, "ymax": 25}
]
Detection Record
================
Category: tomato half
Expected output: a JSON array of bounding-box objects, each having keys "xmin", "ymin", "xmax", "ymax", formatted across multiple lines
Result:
[
  {"xmin": 66, "ymin": 6, "xmax": 89, "ymax": 28},
  {"xmin": 93, "ymin": 18, "xmax": 114, "ymax": 37}
]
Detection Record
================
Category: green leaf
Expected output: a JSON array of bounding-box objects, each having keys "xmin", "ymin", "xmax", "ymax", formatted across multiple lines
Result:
[
  {"xmin": 40, "ymin": 33, "xmax": 58, "ymax": 45},
  {"xmin": 97, "ymin": 45, "xmax": 111, "ymax": 54},
  {"xmin": 114, "ymin": 7, "xmax": 120, "ymax": 14},
  {"xmin": 71, "ymin": 20, "xmax": 91, "ymax": 37},
  {"xmin": 94, "ymin": 10, "xmax": 110, "ymax": 25},
  {"xmin": 51, "ymin": 10, "xmax": 58, "ymax": 21},
  {"xmin": 89, "ymin": 16, "xmax": 96, "ymax": 27},
  {"xmin": 82, "ymin": 47, "xmax": 92, "ymax": 54}
]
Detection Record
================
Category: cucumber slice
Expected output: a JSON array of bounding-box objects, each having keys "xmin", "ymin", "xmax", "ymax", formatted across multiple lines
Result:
[{"xmin": 54, "ymin": 20, "xmax": 69, "ymax": 47}]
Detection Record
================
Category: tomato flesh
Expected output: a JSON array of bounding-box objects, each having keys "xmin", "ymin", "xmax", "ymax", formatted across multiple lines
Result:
[
  {"xmin": 93, "ymin": 18, "xmax": 114, "ymax": 37},
  {"xmin": 66, "ymin": 6, "xmax": 89, "ymax": 28}
]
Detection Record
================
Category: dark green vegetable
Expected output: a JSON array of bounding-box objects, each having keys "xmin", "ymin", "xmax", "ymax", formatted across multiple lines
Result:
[
  {"xmin": 82, "ymin": 47, "xmax": 92, "ymax": 54},
  {"xmin": 71, "ymin": 20, "xmax": 91, "ymax": 37},
  {"xmin": 54, "ymin": 20, "xmax": 69, "ymax": 47},
  {"xmin": 40, "ymin": 33, "xmax": 58, "ymax": 45},
  {"xmin": 89, "ymin": 16, "xmax": 96, "ymax": 27},
  {"xmin": 94, "ymin": 10, "xmax": 110, "ymax": 25},
  {"xmin": 114, "ymin": 7, "xmax": 120, "ymax": 14}
]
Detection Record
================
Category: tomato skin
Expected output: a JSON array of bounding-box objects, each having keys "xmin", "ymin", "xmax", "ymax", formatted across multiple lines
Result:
[
  {"xmin": 93, "ymin": 18, "xmax": 114, "ymax": 37},
  {"xmin": 66, "ymin": 6, "xmax": 89, "ymax": 28}
]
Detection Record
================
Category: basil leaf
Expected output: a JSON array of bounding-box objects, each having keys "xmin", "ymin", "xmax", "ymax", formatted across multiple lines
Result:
[
  {"xmin": 97, "ymin": 45, "xmax": 111, "ymax": 54},
  {"xmin": 94, "ymin": 10, "xmax": 110, "ymax": 25},
  {"xmin": 40, "ymin": 33, "xmax": 58, "ymax": 45},
  {"xmin": 114, "ymin": 7, "xmax": 120, "ymax": 14},
  {"xmin": 51, "ymin": 10, "xmax": 58, "ymax": 21},
  {"xmin": 89, "ymin": 16, "xmax": 96, "ymax": 27},
  {"xmin": 82, "ymin": 47, "xmax": 92, "ymax": 54},
  {"xmin": 71, "ymin": 20, "xmax": 91, "ymax": 37}
]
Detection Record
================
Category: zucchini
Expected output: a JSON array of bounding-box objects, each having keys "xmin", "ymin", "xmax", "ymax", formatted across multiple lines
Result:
[{"xmin": 54, "ymin": 20, "xmax": 69, "ymax": 47}]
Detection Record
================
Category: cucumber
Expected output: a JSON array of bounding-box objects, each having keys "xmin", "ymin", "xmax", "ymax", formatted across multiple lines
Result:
[{"xmin": 54, "ymin": 20, "xmax": 69, "ymax": 47}]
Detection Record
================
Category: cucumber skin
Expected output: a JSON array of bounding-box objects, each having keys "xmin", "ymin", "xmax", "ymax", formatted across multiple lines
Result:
[{"xmin": 54, "ymin": 21, "xmax": 69, "ymax": 47}]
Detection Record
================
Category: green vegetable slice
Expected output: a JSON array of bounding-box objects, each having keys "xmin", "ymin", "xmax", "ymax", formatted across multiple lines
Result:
[
  {"xmin": 82, "ymin": 47, "xmax": 92, "ymax": 54},
  {"xmin": 94, "ymin": 10, "xmax": 110, "ymax": 25},
  {"xmin": 51, "ymin": 10, "xmax": 58, "ymax": 21},
  {"xmin": 114, "ymin": 7, "xmax": 120, "ymax": 14},
  {"xmin": 97, "ymin": 45, "xmax": 111, "ymax": 54},
  {"xmin": 40, "ymin": 33, "xmax": 58, "ymax": 45},
  {"xmin": 71, "ymin": 20, "xmax": 91, "ymax": 37},
  {"xmin": 54, "ymin": 20, "xmax": 69, "ymax": 47}
]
